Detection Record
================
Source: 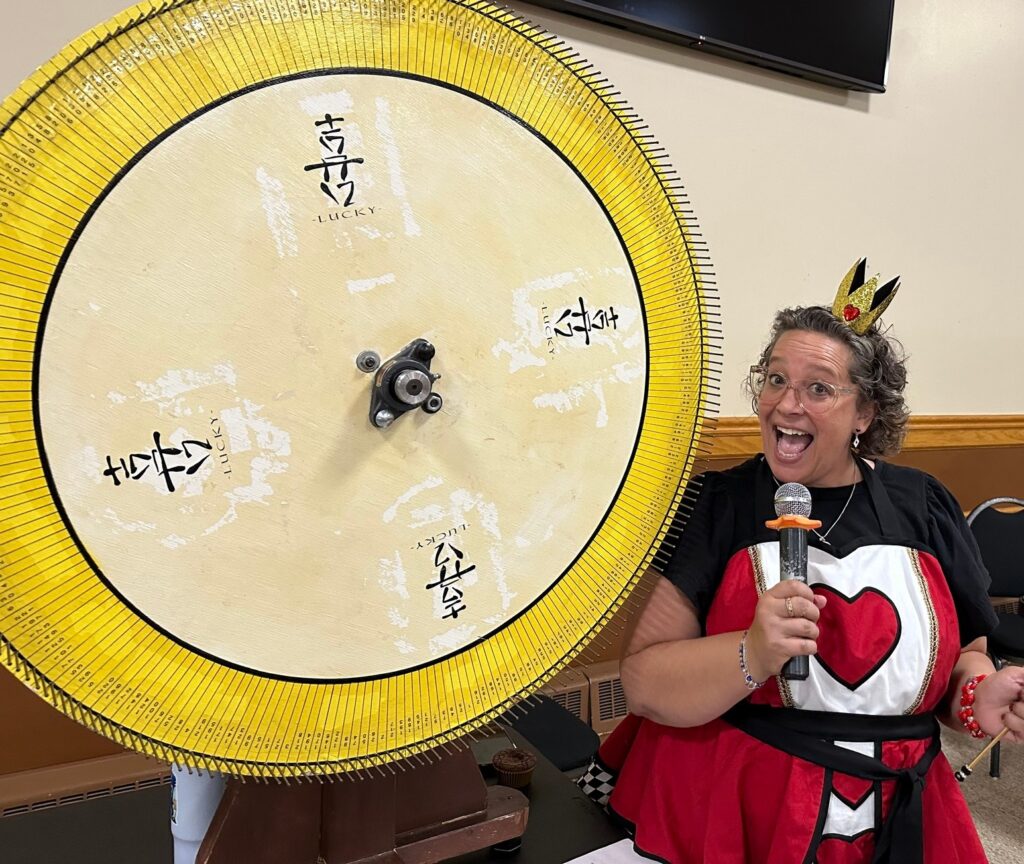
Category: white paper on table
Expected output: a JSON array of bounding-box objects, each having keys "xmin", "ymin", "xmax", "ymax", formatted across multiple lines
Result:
[{"xmin": 562, "ymin": 838, "xmax": 650, "ymax": 864}]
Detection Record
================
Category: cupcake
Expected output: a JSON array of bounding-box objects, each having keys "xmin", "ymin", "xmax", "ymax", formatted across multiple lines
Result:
[{"xmin": 491, "ymin": 747, "xmax": 537, "ymax": 788}]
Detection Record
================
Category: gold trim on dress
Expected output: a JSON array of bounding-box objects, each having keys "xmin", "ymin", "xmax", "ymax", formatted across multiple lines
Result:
[
  {"xmin": 905, "ymin": 548, "xmax": 939, "ymax": 715},
  {"xmin": 748, "ymin": 545, "xmax": 795, "ymax": 707}
]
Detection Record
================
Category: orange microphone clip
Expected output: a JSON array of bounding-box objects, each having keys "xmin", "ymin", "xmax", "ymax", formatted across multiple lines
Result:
[{"xmin": 765, "ymin": 514, "xmax": 823, "ymax": 531}]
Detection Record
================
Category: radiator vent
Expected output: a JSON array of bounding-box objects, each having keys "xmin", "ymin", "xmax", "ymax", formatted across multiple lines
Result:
[
  {"xmin": 550, "ymin": 687, "xmax": 583, "ymax": 719},
  {"xmin": 0, "ymin": 758, "xmax": 171, "ymax": 820},
  {"xmin": 597, "ymin": 677, "xmax": 627, "ymax": 722},
  {"xmin": 583, "ymin": 660, "xmax": 628, "ymax": 735},
  {"xmin": 540, "ymin": 667, "xmax": 589, "ymax": 724}
]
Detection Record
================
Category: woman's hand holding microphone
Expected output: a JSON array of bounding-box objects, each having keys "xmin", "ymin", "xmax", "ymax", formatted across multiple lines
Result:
[{"xmin": 743, "ymin": 581, "xmax": 828, "ymax": 684}]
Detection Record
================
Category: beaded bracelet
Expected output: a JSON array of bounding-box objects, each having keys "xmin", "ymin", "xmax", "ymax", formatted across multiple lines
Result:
[
  {"xmin": 958, "ymin": 674, "xmax": 988, "ymax": 739},
  {"xmin": 739, "ymin": 630, "xmax": 765, "ymax": 691}
]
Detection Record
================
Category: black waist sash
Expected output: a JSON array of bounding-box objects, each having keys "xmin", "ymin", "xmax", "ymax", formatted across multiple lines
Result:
[{"xmin": 723, "ymin": 703, "xmax": 942, "ymax": 864}]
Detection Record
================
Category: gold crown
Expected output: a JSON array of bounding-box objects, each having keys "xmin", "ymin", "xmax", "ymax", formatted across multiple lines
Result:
[{"xmin": 831, "ymin": 258, "xmax": 900, "ymax": 335}]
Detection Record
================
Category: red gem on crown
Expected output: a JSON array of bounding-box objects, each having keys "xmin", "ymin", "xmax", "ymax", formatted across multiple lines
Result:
[{"xmin": 842, "ymin": 304, "xmax": 860, "ymax": 322}]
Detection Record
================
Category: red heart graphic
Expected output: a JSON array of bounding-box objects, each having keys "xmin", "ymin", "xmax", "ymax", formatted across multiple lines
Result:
[
  {"xmin": 817, "ymin": 835, "xmax": 874, "ymax": 861},
  {"xmin": 811, "ymin": 585, "xmax": 900, "ymax": 690},
  {"xmin": 842, "ymin": 304, "xmax": 861, "ymax": 322},
  {"xmin": 832, "ymin": 772, "xmax": 873, "ymax": 811}
]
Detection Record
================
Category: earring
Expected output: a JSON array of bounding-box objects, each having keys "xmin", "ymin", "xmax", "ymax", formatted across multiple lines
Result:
[{"xmin": 852, "ymin": 431, "xmax": 860, "ymax": 450}]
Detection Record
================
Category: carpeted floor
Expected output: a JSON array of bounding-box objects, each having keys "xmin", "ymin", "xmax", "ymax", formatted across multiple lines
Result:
[{"xmin": 941, "ymin": 725, "xmax": 1024, "ymax": 863}]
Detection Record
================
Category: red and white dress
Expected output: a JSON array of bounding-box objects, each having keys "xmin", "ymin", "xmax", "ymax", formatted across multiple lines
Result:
[{"xmin": 582, "ymin": 456, "xmax": 997, "ymax": 864}]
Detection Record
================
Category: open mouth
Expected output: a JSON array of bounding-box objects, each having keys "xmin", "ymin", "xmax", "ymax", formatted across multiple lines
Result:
[{"xmin": 774, "ymin": 425, "xmax": 813, "ymax": 459}]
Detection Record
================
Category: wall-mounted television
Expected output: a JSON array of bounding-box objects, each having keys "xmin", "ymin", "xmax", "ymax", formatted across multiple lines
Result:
[{"xmin": 526, "ymin": 1, "xmax": 896, "ymax": 93}]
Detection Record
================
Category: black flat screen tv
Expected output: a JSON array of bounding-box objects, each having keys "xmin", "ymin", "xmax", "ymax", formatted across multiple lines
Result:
[{"xmin": 526, "ymin": 1, "xmax": 896, "ymax": 92}]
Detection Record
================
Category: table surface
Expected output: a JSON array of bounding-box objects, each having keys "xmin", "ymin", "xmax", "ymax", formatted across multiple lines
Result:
[{"xmin": 454, "ymin": 731, "xmax": 626, "ymax": 863}]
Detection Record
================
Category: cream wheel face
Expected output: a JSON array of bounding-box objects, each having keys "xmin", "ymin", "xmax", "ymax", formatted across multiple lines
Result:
[
  {"xmin": 39, "ymin": 73, "xmax": 646, "ymax": 680},
  {"xmin": 0, "ymin": 0, "xmax": 715, "ymax": 775}
]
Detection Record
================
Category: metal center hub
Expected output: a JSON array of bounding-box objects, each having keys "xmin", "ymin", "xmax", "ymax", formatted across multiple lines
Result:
[{"xmin": 357, "ymin": 338, "xmax": 443, "ymax": 428}]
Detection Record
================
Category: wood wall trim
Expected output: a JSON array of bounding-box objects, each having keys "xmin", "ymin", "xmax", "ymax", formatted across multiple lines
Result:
[{"xmin": 708, "ymin": 415, "xmax": 1024, "ymax": 458}]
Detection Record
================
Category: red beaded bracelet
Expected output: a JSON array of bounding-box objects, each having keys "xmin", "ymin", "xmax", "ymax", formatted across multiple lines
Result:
[{"xmin": 957, "ymin": 674, "xmax": 989, "ymax": 739}]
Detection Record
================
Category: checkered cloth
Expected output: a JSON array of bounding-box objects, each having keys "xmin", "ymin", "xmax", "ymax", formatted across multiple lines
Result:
[{"xmin": 576, "ymin": 755, "xmax": 616, "ymax": 808}]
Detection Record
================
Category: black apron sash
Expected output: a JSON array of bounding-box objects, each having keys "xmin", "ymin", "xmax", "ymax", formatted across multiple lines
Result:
[{"xmin": 724, "ymin": 703, "xmax": 941, "ymax": 864}]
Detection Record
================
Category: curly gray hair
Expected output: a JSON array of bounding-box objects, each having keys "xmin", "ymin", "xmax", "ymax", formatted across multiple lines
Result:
[{"xmin": 749, "ymin": 306, "xmax": 910, "ymax": 457}]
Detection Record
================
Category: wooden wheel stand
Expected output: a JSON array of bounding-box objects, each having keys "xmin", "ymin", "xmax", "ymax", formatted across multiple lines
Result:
[{"xmin": 197, "ymin": 747, "xmax": 529, "ymax": 863}]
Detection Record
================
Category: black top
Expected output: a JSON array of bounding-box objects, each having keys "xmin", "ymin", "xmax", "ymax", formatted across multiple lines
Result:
[{"xmin": 658, "ymin": 456, "xmax": 997, "ymax": 647}]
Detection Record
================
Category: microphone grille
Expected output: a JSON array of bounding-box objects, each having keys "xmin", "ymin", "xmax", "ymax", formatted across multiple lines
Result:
[{"xmin": 774, "ymin": 482, "xmax": 812, "ymax": 518}]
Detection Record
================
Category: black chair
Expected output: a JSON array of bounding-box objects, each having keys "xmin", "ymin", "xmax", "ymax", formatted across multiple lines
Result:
[
  {"xmin": 966, "ymin": 497, "xmax": 1024, "ymax": 778},
  {"xmin": 500, "ymin": 695, "xmax": 600, "ymax": 774}
]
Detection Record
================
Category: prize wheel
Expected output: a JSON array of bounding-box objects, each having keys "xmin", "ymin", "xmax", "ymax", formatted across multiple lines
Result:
[{"xmin": 0, "ymin": 0, "xmax": 718, "ymax": 777}]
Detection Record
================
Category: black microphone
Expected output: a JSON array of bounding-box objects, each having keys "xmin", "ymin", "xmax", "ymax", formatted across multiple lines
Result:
[{"xmin": 773, "ymin": 483, "xmax": 814, "ymax": 681}]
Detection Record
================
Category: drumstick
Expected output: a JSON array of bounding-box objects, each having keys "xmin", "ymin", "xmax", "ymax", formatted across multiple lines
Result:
[{"xmin": 954, "ymin": 727, "xmax": 1010, "ymax": 782}]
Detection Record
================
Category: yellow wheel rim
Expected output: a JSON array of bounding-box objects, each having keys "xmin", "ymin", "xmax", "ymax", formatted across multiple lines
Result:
[{"xmin": 0, "ymin": 0, "xmax": 717, "ymax": 777}]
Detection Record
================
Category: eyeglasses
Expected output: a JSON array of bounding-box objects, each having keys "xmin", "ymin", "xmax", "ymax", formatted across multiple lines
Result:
[{"xmin": 748, "ymin": 366, "xmax": 859, "ymax": 415}]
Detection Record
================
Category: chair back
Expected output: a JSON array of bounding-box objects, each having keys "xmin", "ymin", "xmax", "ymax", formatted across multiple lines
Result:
[
  {"xmin": 501, "ymin": 694, "xmax": 599, "ymax": 772},
  {"xmin": 966, "ymin": 498, "xmax": 1024, "ymax": 597}
]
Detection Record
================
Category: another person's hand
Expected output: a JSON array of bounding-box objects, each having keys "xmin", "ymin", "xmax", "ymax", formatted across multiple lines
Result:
[
  {"xmin": 972, "ymin": 666, "xmax": 1024, "ymax": 742},
  {"xmin": 744, "ymin": 581, "xmax": 828, "ymax": 682}
]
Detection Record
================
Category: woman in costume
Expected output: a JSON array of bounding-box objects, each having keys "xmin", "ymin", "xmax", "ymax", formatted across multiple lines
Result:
[{"xmin": 580, "ymin": 260, "xmax": 1024, "ymax": 863}]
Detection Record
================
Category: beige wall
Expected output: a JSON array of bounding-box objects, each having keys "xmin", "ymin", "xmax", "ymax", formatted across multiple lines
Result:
[{"xmin": 3, "ymin": 0, "xmax": 1022, "ymax": 415}]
